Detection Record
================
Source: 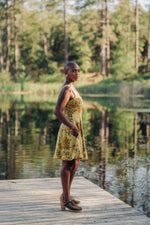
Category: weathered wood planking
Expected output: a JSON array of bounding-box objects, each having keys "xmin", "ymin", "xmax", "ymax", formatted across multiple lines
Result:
[{"xmin": 0, "ymin": 177, "xmax": 149, "ymax": 225}]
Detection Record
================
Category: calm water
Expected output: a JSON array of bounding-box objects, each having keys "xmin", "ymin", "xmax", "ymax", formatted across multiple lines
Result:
[{"xmin": 0, "ymin": 94, "xmax": 149, "ymax": 217}]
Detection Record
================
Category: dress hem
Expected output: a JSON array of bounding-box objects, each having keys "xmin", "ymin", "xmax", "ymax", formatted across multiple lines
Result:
[{"xmin": 53, "ymin": 156, "xmax": 88, "ymax": 161}]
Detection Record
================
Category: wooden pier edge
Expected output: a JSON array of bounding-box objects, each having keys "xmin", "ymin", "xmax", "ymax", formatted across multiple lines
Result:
[{"xmin": 0, "ymin": 176, "xmax": 149, "ymax": 225}]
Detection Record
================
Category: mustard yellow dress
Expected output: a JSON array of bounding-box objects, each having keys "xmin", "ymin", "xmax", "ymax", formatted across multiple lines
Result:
[{"xmin": 54, "ymin": 85, "xmax": 88, "ymax": 161}]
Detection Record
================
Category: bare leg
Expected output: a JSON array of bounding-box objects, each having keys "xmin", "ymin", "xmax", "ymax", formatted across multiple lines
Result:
[
  {"xmin": 61, "ymin": 160, "xmax": 74, "ymax": 203},
  {"xmin": 69, "ymin": 158, "xmax": 80, "ymax": 189}
]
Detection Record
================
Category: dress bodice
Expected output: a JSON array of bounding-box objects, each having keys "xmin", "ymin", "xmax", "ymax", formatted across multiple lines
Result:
[{"xmin": 63, "ymin": 85, "xmax": 83, "ymax": 119}]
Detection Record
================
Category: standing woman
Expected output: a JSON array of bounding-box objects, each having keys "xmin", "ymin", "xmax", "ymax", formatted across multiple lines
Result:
[{"xmin": 54, "ymin": 62, "xmax": 88, "ymax": 212}]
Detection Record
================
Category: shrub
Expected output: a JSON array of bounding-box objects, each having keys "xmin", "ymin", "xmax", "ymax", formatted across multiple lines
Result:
[
  {"xmin": 0, "ymin": 71, "xmax": 10, "ymax": 84},
  {"xmin": 48, "ymin": 61, "xmax": 60, "ymax": 74}
]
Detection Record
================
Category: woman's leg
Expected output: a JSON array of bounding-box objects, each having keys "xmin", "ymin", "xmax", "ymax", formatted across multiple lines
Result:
[
  {"xmin": 69, "ymin": 158, "xmax": 80, "ymax": 189},
  {"xmin": 60, "ymin": 159, "xmax": 82, "ymax": 212},
  {"xmin": 61, "ymin": 160, "xmax": 74, "ymax": 203}
]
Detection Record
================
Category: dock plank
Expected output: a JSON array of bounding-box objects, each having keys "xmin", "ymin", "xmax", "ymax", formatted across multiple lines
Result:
[{"xmin": 0, "ymin": 177, "xmax": 149, "ymax": 225}]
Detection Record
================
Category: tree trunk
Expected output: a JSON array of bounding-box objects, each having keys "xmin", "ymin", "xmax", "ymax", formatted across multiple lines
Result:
[
  {"xmin": 145, "ymin": 116, "xmax": 150, "ymax": 211},
  {"xmin": 125, "ymin": 122, "xmax": 129, "ymax": 159},
  {"xmin": 0, "ymin": 30, "xmax": 3, "ymax": 72},
  {"xmin": 105, "ymin": 110, "xmax": 109, "ymax": 146},
  {"xmin": 99, "ymin": 109, "xmax": 109, "ymax": 189},
  {"xmin": 147, "ymin": 7, "xmax": 150, "ymax": 73},
  {"xmin": 134, "ymin": 113, "xmax": 137, "ymax": 154},
  {"xmin": 131, "ymin": 112, "xmax": 137, "ymax": 207},
  {"xmin": 43, "ymin": 33, "xmax": 48, "ymax": 57},
  {"xmin": 43, "ymin": 127, "xmax": 47, "ymax": 145},
  {"xmin": 146, "ymin": 115, "xmax": 150, "ymax": 156},
  {"xmin": 15, "ymin": 109, "xmax": 18, "ymax": 136},
  {"xmin": 106, "ymin": 39, "xmax": 110, "ymax": 76},
  {"xmin": 100, "ymin": 0, "xmax": 106, "ymax": 76},
  {"xmin": 22, "ymin": 0, "xmax": 26, "ymax": 60},
  {"xmin": 64, "ymin": 0, "xmax": 68, "ymax": 64},
  {"xmin": 135, "ymin": 0, "xmax": 139, "ymax": 72},
  {"xmin": 99, "ymin": 110, "xmax": 106, "ymax": 189},
  {"xmin": 14, "ymin": 0, "xmax": 18, "ymax": 81},
  {"xmin": 127, "ymin": 0, "xmax": 130, "ymax": 55},
  {"xmin": 13, "ymin": 105, "xmax": 18, "ymax": 178},
  {"xmin": 105, "ymin": 0, "xmax": 110, "ymax": 76},
  {"xmin": 5, "ymin": 108, "xmax": 10, "ymax": 179},
  {"xmin": 0, "ymin": 110, "xmax": 3, "ymax": 142},
  {"xmin": 6, "ymin": 0, "xmax": 10, "ymax": 75}
]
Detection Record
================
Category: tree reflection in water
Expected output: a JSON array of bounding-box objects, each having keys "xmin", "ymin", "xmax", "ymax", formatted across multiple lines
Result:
[
  {"xmin": 98, "ymin": 109, "xmax": 109, "ymax": 189},
  {"xmin": 0, "ymin": 95, "xmax": 149, "ymax": 217},
  {"xmin": 78, "ymin": 106, "xmax": 150, "ymax": 217}
]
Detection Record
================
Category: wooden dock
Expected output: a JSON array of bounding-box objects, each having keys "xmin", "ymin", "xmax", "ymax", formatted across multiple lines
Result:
[{"xmin": 0, "ymin": 177, "xmax": 149, "ymax": 225}]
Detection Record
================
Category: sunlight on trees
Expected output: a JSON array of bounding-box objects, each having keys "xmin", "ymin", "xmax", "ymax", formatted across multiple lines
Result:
[{"xmin": 0, "ymin": 0, "xmax": 149, "ymax": 82}]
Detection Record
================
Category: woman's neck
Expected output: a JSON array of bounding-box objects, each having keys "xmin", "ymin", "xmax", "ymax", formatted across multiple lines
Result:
[{"xmin": 64, "ymin": 81, "xmax": 74, "ymax": 86}]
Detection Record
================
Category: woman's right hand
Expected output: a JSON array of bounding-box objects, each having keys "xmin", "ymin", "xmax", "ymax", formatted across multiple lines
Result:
[{"xmin": 71, "ymin": 125, "xmax": 79, "ymax": 138}]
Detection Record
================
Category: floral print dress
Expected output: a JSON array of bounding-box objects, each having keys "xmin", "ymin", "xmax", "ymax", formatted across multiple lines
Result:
[{"xmin": 54, "ymin": 85, "xmax": 88, "ymax": 161}]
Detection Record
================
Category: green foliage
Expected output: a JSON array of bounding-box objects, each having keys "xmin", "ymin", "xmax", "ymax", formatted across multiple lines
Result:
[
  {"xmin": 50, "ymin": 23, "xmax": 64, "ymax": 64},
  {"xmin": 109, "ymin": 110, "xmax": 134, "ymax": 149},
  {"xmin": 90, "ymin": 62, "xmax": 100, "ymax": 72},
  {"xmin": 0, "ymin": 72, "xmax": 10, "ymax": 84},
  {"xmin": 39, "ymin": 72, "xmax": 64, "ymax": 84},
  {"xmin": 110, "ymin": 49, "xmax": 136, "ymax": 78},
  {"xmin": 139, "ymin": 63, "xmax": 147, "ymax": 75},
  {"xmin": 79, "ymin": 42, "xmax": 92, "ymax": 72},
  {"xmin": 100, "ymin": 77, "xmax": 122, "ymax": 84},
  {"xmin": 0, "ymin": 0, "xmax": 149, "ymax": 83},
  {"xmin": 78, "ymin": 77, "xmax": 122, "ymax": 95},
  {"xmin": 0, "ymin": 82, "xmax": 21, "ymax": 93},
  {"xmin": 48, "ymin": 61, "xmax": 60, "ymax": 74}
]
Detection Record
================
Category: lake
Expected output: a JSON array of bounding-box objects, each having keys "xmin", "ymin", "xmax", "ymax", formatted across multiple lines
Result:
[{"xmin": 0, "ymin": 93, "xmax": 149, "ymax": 217}]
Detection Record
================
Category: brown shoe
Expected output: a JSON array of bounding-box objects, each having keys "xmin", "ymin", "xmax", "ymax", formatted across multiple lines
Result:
[
  {"xmin": 60, "ymin": 195, "xmax": 82, "ymax": 212},
  {"xmin": 70, "ymin": 195, "xmax": 80, "ymax": 205},
  {"xmin": 64, "ymin": 201, "xmax": 82, "ymax": 212}
]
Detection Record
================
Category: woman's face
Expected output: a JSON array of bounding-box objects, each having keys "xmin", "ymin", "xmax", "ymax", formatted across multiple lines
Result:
[{"xmin": 66, "ymin": 64, "xmax": 80, "ymax": 82}]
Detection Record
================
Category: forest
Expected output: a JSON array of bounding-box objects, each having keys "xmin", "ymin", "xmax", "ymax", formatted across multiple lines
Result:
[{"xmin": 0, "ymin": 0, "xmax": 150, "ymax": 86}]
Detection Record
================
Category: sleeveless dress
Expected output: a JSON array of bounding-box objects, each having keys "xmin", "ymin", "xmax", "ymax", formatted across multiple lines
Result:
[{"xmin": 54, "ymin": 85, "xmax": 88, "ymax": 161}]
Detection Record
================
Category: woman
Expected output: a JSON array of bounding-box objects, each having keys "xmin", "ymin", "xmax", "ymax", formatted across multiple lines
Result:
[{"xmin": 54, "ymin": 62, "xmax": 88, "ymax": 212}]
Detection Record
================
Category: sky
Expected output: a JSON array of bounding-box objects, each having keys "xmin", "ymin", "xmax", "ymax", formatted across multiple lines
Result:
[
  {"xmin": 111, "ymin": 0, "xmax": 149, "ymax": 11},
  {"xmin": 25, "ymin": 0, "xmax": 150, "ymax": 12},
  {"xmin": 139, "ymin": 0, "xmax": 149, "ymax": 10}
]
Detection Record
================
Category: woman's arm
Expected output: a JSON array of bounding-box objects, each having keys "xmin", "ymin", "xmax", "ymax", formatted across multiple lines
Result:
[{"xmin": 54, "ymin": 87, "xmax": 79, "ymax": 137}]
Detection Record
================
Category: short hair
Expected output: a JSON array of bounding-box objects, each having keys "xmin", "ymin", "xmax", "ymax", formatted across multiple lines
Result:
[{"xmin": 64, "ymin": 62, "xmax": 79, "ymax": 73}]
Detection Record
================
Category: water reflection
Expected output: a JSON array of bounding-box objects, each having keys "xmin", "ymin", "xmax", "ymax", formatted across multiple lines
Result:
[
  {"xmin": 0, "ymin": 96, "xmax": 60, "ymax": 179},
  {"xmin": 0, "ymin": 94, "xmax": 149, "ymax": 217},
  {"xmin": 79, "ymin": 106, "xmax": 150, "ymax": 217}
]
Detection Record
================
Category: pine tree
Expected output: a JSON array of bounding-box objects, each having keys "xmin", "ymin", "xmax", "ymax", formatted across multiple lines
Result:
[
  {"xmin": 6, "ymin": 0, "xmax": 10, "ymax": 75},
  {"xmin": 0, "ymin": 1, "xmax": 4, "ymax": 73},
  {"xmin": 147, "ymin": 7, "xmax": 150, "ymax": 72},
  {"xmin": 100, "ymin": 0, "xmax": 106, "ymax": 76},
  {"xmin": 127, "ymin": 0, "xmax": 131, "ymax": 55},
  {"xmin": 13, "ymin": 0, "xmax": 19, "ymax": 81},
  {"xmin": 64, "ymin": 0, "xmax": 68, "ymax": 63},
  {"xmin": 135, "ymin": 0, "xmax": 139, "ymax": 72},
  {"xmin": 105, "ymin": 0, "xmax": 110, "ymax": 76}
]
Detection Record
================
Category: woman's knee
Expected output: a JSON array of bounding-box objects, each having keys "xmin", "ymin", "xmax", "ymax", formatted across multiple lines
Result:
[{"xmin": 61, "ymin": 160, "xmax": 74, "ymax": 171}]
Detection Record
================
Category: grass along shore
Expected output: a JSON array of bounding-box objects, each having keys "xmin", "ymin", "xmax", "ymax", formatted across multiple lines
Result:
[{"xmin": 1, "ymin": 73, "xmax": 150, "ymax": 98}]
